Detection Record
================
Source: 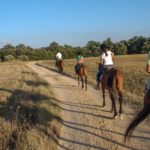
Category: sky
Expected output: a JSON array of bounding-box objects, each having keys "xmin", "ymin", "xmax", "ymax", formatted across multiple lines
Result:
[{"xmin": 0, "ymin": 0, "xmax": 150, "ymax": 48}]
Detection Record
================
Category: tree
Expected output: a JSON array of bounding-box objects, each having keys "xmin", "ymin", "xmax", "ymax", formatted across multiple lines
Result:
[
  {"xmin": 114, "ymin": 43, "xmax": 127, "ymax": 55},
  {"xmin": 141, "ymin": 38, "xmax": 150, "ymax": 53},
  {"xmin": 3, "ymin": 44, "xmax": 14, "ymax": 50},
  {"xmin": 49, "ymin": 42, "xmax": 59, "ymax": 52},
  {"xmin": 127, "ymin": 36, "xmax": 146, "ymax": 54},
  {"xmin": 102, "ymin": 37, "xmax": 114, "ymax": 51},
  {"xmin": 86, "ymin": 41, "xmax": 100, "ymax": 56}
]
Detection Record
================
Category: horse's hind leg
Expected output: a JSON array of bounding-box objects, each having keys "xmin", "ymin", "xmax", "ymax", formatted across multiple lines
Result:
[
  {"xmin": 109, "ymin": 89, "xmax": 117, "ymax": 118},
  {"xmin": 118, "ymin": 91, "xmax": 123, "ymax": 114},
  {"xmin": 78, "ymin": 75, "xmax": 80, "ymax": 85},
  {"xmin": 116, "ymin": 77, "xmax": 125, "ymax": 119},
  {"xmin": 81, "ymin": 76, "xmax": 84, "ymax": 88},
  {"xmin": 85, "ymin": 76, "xmax": 87, "ymax": 90},
  {"xmin": 118, "ymin": 90, "xmax": 125, "ymax": 120},
  {"xmin": 61, "ymin": 66, "xmax": 63, "ymax": 74},
  {"xmin": 101, "ymin": 84, "xmax": 106, "ymax": 107}
]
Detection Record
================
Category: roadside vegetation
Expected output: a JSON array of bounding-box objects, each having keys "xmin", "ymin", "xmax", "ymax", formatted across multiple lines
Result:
[
  {"xmin": 0, "ymin": 36, "xmax": 150, "ymax": 61},
  {"xmin": 0, "ymin": 62, "xmax": 61, "ymax": 150}
]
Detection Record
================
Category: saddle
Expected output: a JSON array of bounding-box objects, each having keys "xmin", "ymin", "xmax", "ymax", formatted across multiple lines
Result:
[
  {"xmin": 56, "ymin": 59, "xmax": 62, "ymax": 64},
  {"xmin": 75, "ymin": 63, "xmax": 84, "ymax": 73},
  {"xmin": 100, "ymin": 67, "xmax": 115, "ymax": 80}
]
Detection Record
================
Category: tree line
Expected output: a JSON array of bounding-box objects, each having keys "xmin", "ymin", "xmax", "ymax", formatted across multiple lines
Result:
[{"xmin": 0, "ymin": 36, "xmax": 150, "ymax": 61}]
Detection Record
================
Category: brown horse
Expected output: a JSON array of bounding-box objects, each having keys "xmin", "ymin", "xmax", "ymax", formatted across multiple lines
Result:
[
  {"xmin": 124, "ymin": 84, "xmax": 150, "ymax": 141},
  {"xmin": 56, "ymin": 60, "xmax": 63, "ymax": 74},
  {"xmin": 97, "ymin": 63, "xmax": 124, "ymax": 119},
  {"xmin": 76, "ymin": 64, "xmax": 88, "ymax": 90}
]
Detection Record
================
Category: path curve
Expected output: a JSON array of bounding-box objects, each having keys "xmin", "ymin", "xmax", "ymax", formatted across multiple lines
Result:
[{"xmin": 28, "ymin": 62, "xmax": 150, "ymax": 150}]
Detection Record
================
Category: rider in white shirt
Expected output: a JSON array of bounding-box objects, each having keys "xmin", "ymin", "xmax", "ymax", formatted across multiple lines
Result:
[
  {"xmin": 55, "ymin": 51, "xmax": 62, "ymax": 66},
  {"xmin": 101, "ymin": 50, "xmax": 113, "ymax": 65},
  {"xmin": 96, "ymin": 44, "xmax": 114, "ymax": 89},
  {"xmin": 56, "ymin": 51, "xmax": 62, "ymax": 60}
]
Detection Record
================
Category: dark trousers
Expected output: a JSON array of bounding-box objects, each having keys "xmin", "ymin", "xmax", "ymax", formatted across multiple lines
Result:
[
  {"xmin": 96, "ymin": 64, "xmax": 114, "ymax": 81},
  {"xmin": 97, "ymin": 64, "xmax": 105, "ymax": 81}
]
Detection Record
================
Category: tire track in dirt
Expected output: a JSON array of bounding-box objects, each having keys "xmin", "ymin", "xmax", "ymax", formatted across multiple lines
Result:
[{"xmin": 28, "ymin": 62, "xmax": 150, "ymax": 150}]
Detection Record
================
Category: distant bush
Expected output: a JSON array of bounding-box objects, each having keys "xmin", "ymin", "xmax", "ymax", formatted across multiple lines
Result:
[
  {"xmin": 17, "ymin": 55, "xmax": 29, "ymax": 61},
  {"xmin": 4, "ymin": 55, "xmax": 15, "ymax": 61}
]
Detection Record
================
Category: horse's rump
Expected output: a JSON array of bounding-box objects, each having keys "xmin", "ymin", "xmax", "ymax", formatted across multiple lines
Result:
[
  {"xmin": 100, "ymin": 64, "xmax": 123, "ymax": 118},
  {"xmin": 56, "ymin": 60, "xmax": 63, "ymax": 67},
  {"xmin": 56, "ymin": 59, "xmax": 63, "ymax": 73},
  {"xmin": 76, "ymin": 63, "xmax": 87, "ymax": 90},
  {"xmin": 75, "ymin": 64, "xmax": 86, "ymax": 74}
]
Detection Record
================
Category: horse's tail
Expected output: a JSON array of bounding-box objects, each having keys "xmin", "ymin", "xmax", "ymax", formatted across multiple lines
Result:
[
  {"xmin": 107, "ymin": 69, "xmax": 116, "ymax": 88},
  {"xmin": 124, "ymin": 103, "xmax": 150, "ymax": 142}
]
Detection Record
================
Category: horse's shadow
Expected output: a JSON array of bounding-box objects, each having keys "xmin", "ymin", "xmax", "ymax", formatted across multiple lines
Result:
[
  {"xmin": 0, "ymin": 88, "xmax": 60, "ymax": 125},
  {"xmin": 25, "ymin": 80, "xmax": 49, "ymax": 87},
  {"xmin": 36, "ymin": 63, "xmax": 76, "ymax": 79},
  {"xmin": 51, "ymin": 98, "xmax": 110, "ymax": 112},
  {"xmin": 0, "ymin": 86, "xmax": 149, "ymax": 150},
  {"xmin": 50, "ymin": 98, "xmax": 114, "ymax": 120}
]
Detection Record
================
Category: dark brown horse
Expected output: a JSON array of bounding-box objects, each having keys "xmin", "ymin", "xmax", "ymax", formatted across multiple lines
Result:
[
  {"xmin": 76, "ymin": 64, "xmax": 88, "ymax": 90},
  {"xmin": 56, "ymin": 60, "xmax": 63, "ymax": 74},
  {"xmin": 97, "ymin": 63, "xmax": 124, "ymax": 119},
  {"xmin": 124, "ymin": 85, "xmax": 150, "ymax": 141}
]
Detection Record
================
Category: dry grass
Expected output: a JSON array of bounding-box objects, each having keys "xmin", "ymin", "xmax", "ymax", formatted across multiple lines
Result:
[
  {"xmin": 39, "ymin": 54, "xmax": 149, "ymax": 105},
  {"xmin": 0, "ymin": 61, "xmax": 61, "ymax": 150}
]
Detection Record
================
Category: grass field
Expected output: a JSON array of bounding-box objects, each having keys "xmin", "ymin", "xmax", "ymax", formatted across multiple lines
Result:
[
  {"xmin": 0, "ymin": 55, "xmax": 148, "ymax": 149},
  {"xmin": 0, "ymin": 62, "xmax": 60, "ymax": 150},
  {"xmin": 39, "ymin": 54, "xmax": 149, "ymax": 106}
]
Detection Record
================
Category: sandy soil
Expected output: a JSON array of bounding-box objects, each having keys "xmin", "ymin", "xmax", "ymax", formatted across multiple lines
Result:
[{"xmin": 28, "ymin": 62, "xmax": 150, "ymax": 150}]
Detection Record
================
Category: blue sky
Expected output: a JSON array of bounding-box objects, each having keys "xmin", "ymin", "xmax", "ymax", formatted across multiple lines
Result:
[{"xmin": 0, "ymin": 0, "xmax": 150, "ymax": 48}]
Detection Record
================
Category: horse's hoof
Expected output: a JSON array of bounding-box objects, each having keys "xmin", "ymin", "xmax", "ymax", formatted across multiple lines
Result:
[
  {"xmin": 120, "ymin": 114, "xmax": 125, "ymax": 120},
  {"xmin": 114, "ymin": 114, "xmax": 119, "ymax": 119},
  {"xmin": 102, "ymin": 103, "xmax": 106, "ymax": 107},
  {"xmin": 95, "ymin": 86, "xmax": 100, "ymax": 90}
]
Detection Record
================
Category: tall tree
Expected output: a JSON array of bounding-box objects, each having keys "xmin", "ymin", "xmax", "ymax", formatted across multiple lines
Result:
[{"xmin": 86, "ymin": 41, "xmax": 100, "ymax": 56}]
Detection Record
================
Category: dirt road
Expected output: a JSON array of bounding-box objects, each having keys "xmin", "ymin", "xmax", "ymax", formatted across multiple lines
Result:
[{"xmin": 28, "ymin": 62, "xmax": 150, "ymax": 150}]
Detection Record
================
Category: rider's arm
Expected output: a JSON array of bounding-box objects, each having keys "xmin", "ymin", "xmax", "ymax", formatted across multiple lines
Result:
[
  {"xmin": 99, "ymin": 57, "xmax": 104, "ymax": 64},
  {"xmin": 111, "ymin": 51, "xmax": 114, "ymax": 56},
  {"xmin": 147, "ymin": 52, "xmax": 150, "ymax": 65}
]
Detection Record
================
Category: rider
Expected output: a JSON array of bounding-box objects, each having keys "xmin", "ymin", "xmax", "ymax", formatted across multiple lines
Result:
[
  {"xmin": 74, "ymin": 51, "xmax": 84, "ymax": 74},
  {"xmin": 146, "ymin": 51, "xmax": 150, "ymax": 73},
  {"xmin": 96, "ymin": 44, "xmax": 114, "ymax": 89},
  {"xmin": 55, "ymin": 51, "xmax": 62, "ymax": 67},
  {"xmin": 144, "ymin": 51, "xmax": 150, "ymax": 95}
]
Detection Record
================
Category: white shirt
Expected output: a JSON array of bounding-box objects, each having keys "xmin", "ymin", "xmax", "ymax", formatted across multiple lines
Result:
[
  {"xmin": 101, "ymin": 51, "xmax": 113, "ymax": 65},
  {"xmin": 56, "ymin": 52, "xmax": 62, "ymax": 60}
]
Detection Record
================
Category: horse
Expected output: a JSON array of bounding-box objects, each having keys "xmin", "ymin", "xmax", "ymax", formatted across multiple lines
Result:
[
  {"xmin": 56, "ymin": 60, "xmax": 63, "ymax": 74},
  {"xmin": 76, "ymin": 64, "xmax": 88, "ymax": 90},
  {"xmin": 124, "ymin": 84, "xmax": 150, "ymax": 141},
  {"xmin": 97, "ymin": 63, "xmax": 124, "ymax": 119}
]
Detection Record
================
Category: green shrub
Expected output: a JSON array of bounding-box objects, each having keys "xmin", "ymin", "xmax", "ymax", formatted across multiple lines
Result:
[
  {"xmin": 4, "ymin": 55, "xmax": 15, "ymax": 61},
  {"xmin": 17, "ymin": 55, "xmax": 29, "ymax": 61}
]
